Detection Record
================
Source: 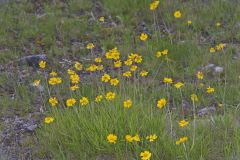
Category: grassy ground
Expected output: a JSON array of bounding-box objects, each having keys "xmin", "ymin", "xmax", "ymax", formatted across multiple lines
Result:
[{"xmin": 0, "ymin": 0, "xmax": 240, "ymax": 160}]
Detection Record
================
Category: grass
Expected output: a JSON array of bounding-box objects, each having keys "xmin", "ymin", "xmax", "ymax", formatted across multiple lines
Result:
[{"xmin": 0, "ymin": 0, "xmax": 240, "ymax": 159}]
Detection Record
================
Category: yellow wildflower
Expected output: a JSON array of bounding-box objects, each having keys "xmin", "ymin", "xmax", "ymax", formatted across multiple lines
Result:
[
  {"xmin": 50, "ymin": 71, "xmax": 57, "ymax": 77},
  {"xmin": 146, "ymin": 134, "xmax": 158, "ymax": 142},
  {"xmin": 80, "ymin": 97, "xmax": 89, "ymax": 106},
  {"xmin": 68, "ymin": 69, "xmax": 76, "ymax": 75},
  {"xmin": 134, "ymin": 55, "xmax": 142, "ymax": 63},
  {"xmin": 191, "ymin": 94, "xmax": 198, "ymax": 102},
  {"xmin": 123, "ymin": 99, "xmax": 132, "ymax": 108},
  {"xmin": 163, "ymin": 77, "xmax": 173, "ymax": 84},
  {"xmin": 95, "ymin": 57, "xmax": 102, "ymax": 63},
  {"xmin": 123, "ymin": 71, "xmax": 132, "ymax": 77},
  {"xmin": 150, "ymin": 1, "xmax": 159, "ymax": 10},
  {"xmin": 187, "ymin": 20, "xmax": 192, "ymax": 25},
  {"xmin": 44, "ymin": 117, "xmax": 54, "ymax": 124},
  {"xmin": 124, "ymin": 59, "xmax": 133, "ymax": 66},
  {"xmin": 70, "ymin": 85, "xmax": 79, "ymax": 91},
  {"xmin": 197, "ymin": 71, "xmax": 203, "ymax": 80},
  {"xmin": 110, "ymin": 78, "xmax": 119, "ymax": 86},
  {"xmin": 99, "ymin": 16, "xmax": 104, "ymax": 22},
  {"xmin": 130, "ymin": 65, "xmax": 138, "ymax": 72},
  {"xmin": 174, "ymin": 82, "xmax": 184, "ymax": 89},
  {"xmin": 140, "ymin": 70, "xmax": 148, "ymax": 77},
  {"xmin": 75, "ymin": 62, "xmax": 83, "ymax": 71},
  {"xmin": 66, "ymin": 98, "xmax": 76, "ymax": 107},
  {"xmin": 179, "ymin": 120, "xmax": 189, "ymax": 127},
  {"xmin": 32, "ymin": 80, "xmax": 40, "ymax": 86},
  {"xmin": 86, "ymin": 43, "xmax": 94, "ymax": 49},
  {"xmin": 125, "ymin": 135, "xmax": 134, "ymax": 142},
  {"xmin": 140, "ymin": 151, "xmax": 152, "ymax": 160},
  {"xmin": 39, "ymin": 60, "xmax": 46, "ymax": 69},
  {"xmin": 107, "ymin": 134, "xmax": 117, "ymax": 144},
  {"xmin": 157, "ymin": 98, "xmax": 167, "ymax": 109},
  {"xmin": 133, "ymin": 134, "xmax": 140, "ymax": 142},
  {"xmin": 70, "ymin": 74, "xmax": 80, "ymax": 84},
  {"xmin": 48, "ymin": 77, "xmax": 62, "ymax": 85},
  {"xmin": 114, "ymin": 60, "xmax": 122, "ymax": 68},
  {"xmin": 106, "ymin": 92, "xmax": 116, "ymax": 101},
  {"xmin": 49, "ymin": 97, "xmax": 58, "ymax": 107},
  {"xmin": 174, "ymin": 10, "xmax": 182, "ymax": 18},
  {"xmin": 95, "ymin": 95, "xmax": 103, "ymax": 103},
  {"xmin": 140, "ymin": 33, "xmax": 148, "ymax": 41},
  {"xmin": 101, "ymin": 73, "xmax": 111, "ymax": 82},
  {"xmin": 206, "ymin": 86, "xmax": 215, "ymax": 93},
  {"xmin": 209, "ymin": 47, "xmax": 216, "ymax": 53}
]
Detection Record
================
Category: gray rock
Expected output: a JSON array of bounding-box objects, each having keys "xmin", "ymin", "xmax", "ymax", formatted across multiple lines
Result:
[
  {"xmin": 26, "ymin": 124, "xmax": 38, "ymax": 132},
  {"xmin": 204, "ymin": 64, "xmax": 215, "ymax": 70},
  {"xmin": 214, "ymin": 66, "xmax": 224, "ymax": 74},
  {"xmin": 198, "ymin": 107, "xmax": 216, "ymax": 117},
  {"xmin": 19, "ymin": 54, "xmax": 47, "ymax": 68}
]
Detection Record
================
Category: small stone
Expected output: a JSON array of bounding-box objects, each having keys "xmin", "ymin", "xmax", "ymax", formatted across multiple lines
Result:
[
  {"xmin": 26, "ymin": 124, "xmax": 38, "ymax": 132},
  {"xmin": 198, "ymin": 107, "xmax": 216, "ymax": 117},
  {"xmin": 204, "ymin": 64, "xmax": 215, "ymax": 70},
  {"xmin": 214, "ymin": 66, "xmax": 224, "ymax": 74}
]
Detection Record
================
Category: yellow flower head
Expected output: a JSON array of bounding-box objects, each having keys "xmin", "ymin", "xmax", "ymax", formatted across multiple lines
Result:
[
  {"xmin": 86, "ymin": 43, "xmax": 94, "ymax": 49},
  {"xmin": 95, "ymin": 57, "xmax": 102, "ymax": 63},
  {"xmin": 157, "ymin": 98, "xmax": 167, "ymax": 109},
  {"xmin": 50, "ymin": 71, "xmax": 57, "ymax": 77},
  {"xmin": 174, "ymin": 82, "xmax": 184, "ymax": 89},
  {"xmin": 70, "ymin": 74, "xmax": 80, "ymax": 84},
  {"xmin": 174, "ymin": 10, "xmax": 182, "ymax": 18},
  {"xmin": 124, "ymin": 59, "xmax": 133, "ymax": 66},
  {"xmin": 68, "ymin": 69, "xmax": 76, "ymax": 75},
  {"xmin": 86, "ymin": 64, "xmax": 98, "ymax": 72},
  {"xmin": 146, "ymin": 134, "xmax": 158, "ymax": 142},
  {"xmin": 187, "ymin": 20, "xmax": 192, "ymax": 25},
  {"xmin": 134, "ymin": 55, "xmax": 142, "ymax": 63},
  {"xmin": 216, "ymin": 22, "xmax": 221, "ymax": 27},
  {"xmin": 99, "ymin": 16, "xmax": 104, "ymax": 22},
  {"xmin": 66, "ymin": 98, "xmax": 76, "ymax": 107},
  {"xmin": 130, "ymin": 65, "xmax": 138, "ymax": 72},
  {"xmin": 44, "ymin": 116, "xmax": 54, "ymax": 124},
  {"xmin": 150, "ymin": 1, "xmax": 159, "ymax": 10},
  {"xmin": 179, "ymin": 120, "xmax": 189, "ymax": 127},
  {"xmin": 191, "ymin": 94, "xmax": 198, "ymax": 102},
  {"xmin": 209, "ymin": 47, "xmax": 216, "ymax": 53},
  {"xmin": 80, "ymin": 97, "xmax": 89, "ymax": 106},
  {"xmin": 125, "ymin": 135, "xmax": 134, "ymax": 142},
  {"xmin": 107, "ymin": 134, "xmax": 117, "ymax": 144},
  {"xmin": 97, "ymin": 64, "xmax": 104, "ymax": 71},
  {"xmin": 163, "ymin": 77, "xmax": 173, "ymax": 84},
  {"xmin": 176, "ymin": 136, "xmax": 188, "ymax": 145},
  {"xmin": 95, "ymin": 95, "xmax": 103, "ymax": 103},
  {"xmin": 162, "ymin": 49, "xmax": 168, "ymax": 55},
  {"xmin": 156, "ymin": 51, "xmax": 162, "ymax": 58},
  {"xmin": 123, "ymin": 99, "xmax": 132, "ymax": 108},
  {"xmin": 39, "ymin": 60, "xmax": 46, "ymax": 69},
  {"xmin": 197, "ymin": 71, "xmax": 203, "ymax": 80},
  {"xmin": 70, "ymin": 85, "xmax": 79, "ymax": 91},
  {"xmin": 33, "ymin": 80, "xmax": 40, "ymax": 86},
  {"xmin": 106, "ymin": 91, "xmax": 116, "ymax": 101},
  {"xmin": 114, "ymin": 60, "xmax": 122, "ymax": 68},
  {"xmin": 105, "ymin": 47, "xmax": 120, "ymax": 60},
  {"xmin": 140, "ymin": 33, "xmax": 148, "ymax": 41},
  {"xmin": 123, "ymin": 71, "xmax": 132, "ymax": 77},
  {"xmin": 110, "ymin": 78, "xmax": 119, "ymax": 86},
  {"xmin": 140, "ymin": 151, "xmax": 152, "ymax": 160},
  {"xmin": 49, "ymin": 97, "xmax": 58, "ymax": 107},
  {"xmin": 133, "ymin": 134, "xmax": 140, "ymax": 142},
  {"xmin": 140, "ymin": 70, "xmax": 148, "ymax": 77},
  {"xmin": 206, "ymin": 86, "xmax": 215, "ymax": 93},
  {"xmin": 75, "ymin": 62, "xmax": 83, "ymax": 71},
  {"xmin": 101, "ymin": 73, "xmax": 111, "ymax": 82},
  {"xmin": 48, "ymin": 77, "xmax": 62, "ymax": 85}
]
